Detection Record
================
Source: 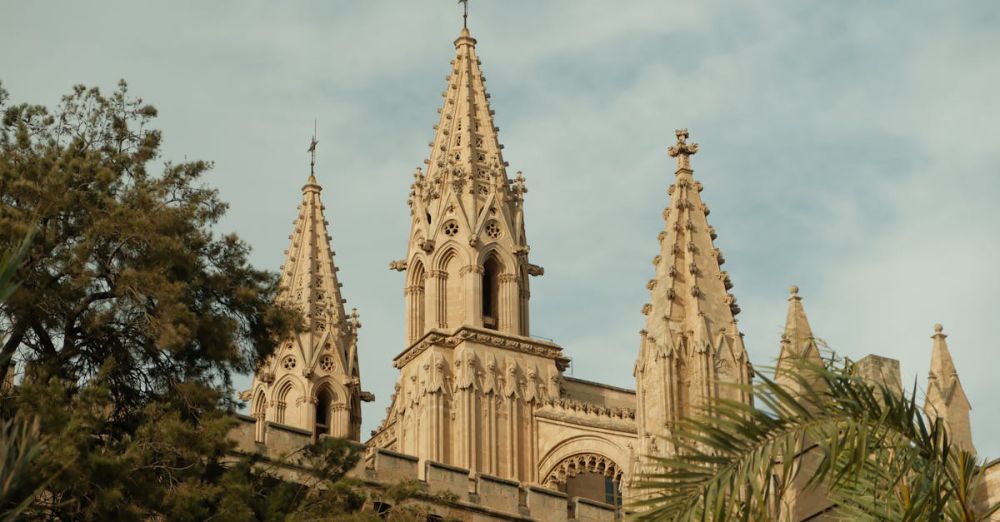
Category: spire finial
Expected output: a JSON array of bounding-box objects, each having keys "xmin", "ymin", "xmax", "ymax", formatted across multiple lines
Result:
[
  {"xmin": 459, "ymin": 0, "xmax": 469, "ymax": 28},
  {"xmin": 308, "ymin": 119, "xmax": 318, "ymax": 179},
  {"xmin": 667, "ymin": 128, "xmax": 699, "ymax": 172}
]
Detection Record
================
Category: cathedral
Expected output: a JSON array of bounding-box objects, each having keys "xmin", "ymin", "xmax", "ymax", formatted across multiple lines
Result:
[{"xmin": 244, "ymin": 19, "xmax": 990, "ymax": 520}]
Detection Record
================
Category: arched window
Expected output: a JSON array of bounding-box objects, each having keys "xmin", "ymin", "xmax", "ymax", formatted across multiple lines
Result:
[
  {"xmin": 482, "ymin": 256, "xmax": 501, "ymax": 330},
  {"xmin": 253, "ymin": 390, "xmax": 267, "ymax": 443},
  {"xmin": 315, "ymin": 386, "xmax": 334, "ymax": 436},
  {"xmin": 275, "ymin": 380, "xmax": 296, "ymax": 425}
]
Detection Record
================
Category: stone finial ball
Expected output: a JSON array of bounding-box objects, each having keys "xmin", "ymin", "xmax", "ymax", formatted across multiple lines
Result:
[
  {"xmin": 934, "ymin": 323, "xmax": 943, "ymax": 333},
  {"xmin": 789, "ymin": 285, "xmax": 799, "ymax": 295}
]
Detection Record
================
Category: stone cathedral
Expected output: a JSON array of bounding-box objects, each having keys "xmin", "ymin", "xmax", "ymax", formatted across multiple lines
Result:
[{"xmin": 243, "ymin": 22, "xmax": 994, "ymax": 520}]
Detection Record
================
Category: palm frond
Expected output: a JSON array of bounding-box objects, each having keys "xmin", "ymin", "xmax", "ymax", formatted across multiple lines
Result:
[{"xmin": 630, "ymin": 356, "xmax": 996, "ymax": 522}]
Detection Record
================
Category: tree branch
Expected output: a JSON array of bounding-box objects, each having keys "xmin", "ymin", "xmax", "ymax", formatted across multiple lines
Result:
[{"xmin": 0, "ymin": 319, "xmax": 27, "ymax": 382}]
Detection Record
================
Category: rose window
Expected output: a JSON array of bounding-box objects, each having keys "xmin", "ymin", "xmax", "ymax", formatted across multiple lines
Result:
[
  {"xmin": 443, "ymin": 221, "xmax": 460, "ymax": 237},
  {"xmin": 320, "ymin": 355, "xmax": 336, "ymax": 372},
  {"xmin": 484, "ymin": 221, "xmax": 502, "ymax": 239},
  {"xmin": 281, "ymin": 355, "xmax": 297, "ymax": 370}
]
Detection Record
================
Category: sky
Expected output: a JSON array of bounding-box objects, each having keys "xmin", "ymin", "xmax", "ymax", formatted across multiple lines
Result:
[{"xmin": 3, "ymin": 1, "xmax": 999, "ymax": 456}]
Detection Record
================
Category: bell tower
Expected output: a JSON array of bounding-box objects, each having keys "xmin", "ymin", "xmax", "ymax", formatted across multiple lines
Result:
[
  {"xmin": 392, "ymin": 27, "xmax": 539, "ymax": 341},
  {"xmin": 373, "ymin": 23, "xmax": 563, "ymax": 483},
  {"xmin": 250, "ymin": 136, "xmax": 366, "ymax": 442}
]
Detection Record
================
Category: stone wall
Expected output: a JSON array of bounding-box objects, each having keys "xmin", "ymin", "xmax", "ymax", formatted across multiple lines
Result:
[
  {"xmin": 230, "ymin": 416, "xmax": 620, "ymax": 521},
  {"xmin": 363, "ymin": 448, "xmax": 618, "ymax": 521},
  {"xmin": 978, "ymin": 459, "xmax": 1000, "ymax": 520},
  {"xmin": 855, "ymin": 354, "xmax": 903, "ymax": 395}
]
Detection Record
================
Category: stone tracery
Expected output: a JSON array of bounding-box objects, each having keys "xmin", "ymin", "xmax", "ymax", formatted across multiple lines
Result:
[{"xmin": 542, "ymin": 453, "xmax": 625, "ymax": 489}]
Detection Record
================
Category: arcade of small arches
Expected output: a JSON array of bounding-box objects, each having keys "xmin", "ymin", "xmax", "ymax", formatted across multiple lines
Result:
[
  {"xmin": 542, "ymin": 453, "xmax": 626, "ymax": 507},
  {"xmin": 252, "ymin": 377, "xmax": 355, "ymax": 443},
  {"xmin": 404, "ymin": 244, "xmax": 528, "ymax": 343}
]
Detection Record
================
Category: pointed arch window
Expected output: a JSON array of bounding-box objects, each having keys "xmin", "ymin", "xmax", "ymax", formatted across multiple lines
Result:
[
  {"xmin": 315, "ymin": 386, "xmax": 334, "ymax": 436},
  {"xmin": 253, "ymin": 390, "xmax": 267, "ymax": 443},
  {"xmin": 482, "ymin": 256, "xmax": 501, "ymax": 330}
]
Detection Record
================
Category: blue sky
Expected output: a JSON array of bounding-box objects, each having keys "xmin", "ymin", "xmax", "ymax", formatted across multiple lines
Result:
[{"xmin": 3, "ymin": 1, "xmax": 999, "ymax": 456}]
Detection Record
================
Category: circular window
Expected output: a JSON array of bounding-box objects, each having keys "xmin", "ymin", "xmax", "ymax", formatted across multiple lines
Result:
[
  {"xmin": 281, "ymin": 355, "xmax": 297, "ymax": 371},
  {"xmin": 320, "ymin": 355, "xmax": 336, "ymax": 372},
  {"xmin": 484, "ymin": 221, "xmax": 502, "ymax": 239},
  {"xmin": 443, "ymin": 221, "xmax": 460, "ymax": 237}
]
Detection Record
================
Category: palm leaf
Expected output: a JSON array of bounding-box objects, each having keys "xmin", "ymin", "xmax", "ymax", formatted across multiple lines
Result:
[{"xmin": 630, "ymin": 356, "xmax": 997, "ymax": 521}]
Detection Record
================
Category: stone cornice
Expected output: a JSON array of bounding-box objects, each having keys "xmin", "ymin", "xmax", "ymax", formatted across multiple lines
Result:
[
  {"xmin": 535, "ymin": 400, "xmax": 637, "ymax": 434},
  {"xmin": 392, "ymin": 326, "xmax": 568, "ymax": 369},
  {"xmin": 497, "ymin": 273, "xmax": 518, "ymax": 283}
]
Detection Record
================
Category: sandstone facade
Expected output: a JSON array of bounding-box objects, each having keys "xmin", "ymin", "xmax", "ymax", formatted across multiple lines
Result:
[{"xmin": 246, "ymin": 22, "xmax": 988, "ymax": 521}]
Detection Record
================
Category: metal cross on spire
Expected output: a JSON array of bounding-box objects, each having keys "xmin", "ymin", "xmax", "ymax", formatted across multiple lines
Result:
[
  {"xmin": 667, "ymin": 128, "xmax": 699, "ymax": 172},
  {"xmin": 458, "ymin": 0, "xmax": 469, "ymax": 28},
  {"xmin": 308, "ymin": 119, "xmax": 318, "ymax": 177}
]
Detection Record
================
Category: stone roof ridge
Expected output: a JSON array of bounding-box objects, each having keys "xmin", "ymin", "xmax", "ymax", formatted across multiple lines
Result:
[
  {"xmin": 277, "ymin": 158, "xmax": 353, "ymax": 356},
  {"xmin": 640, "ymin": 129, "xmax": 744, "ymax": 356}
]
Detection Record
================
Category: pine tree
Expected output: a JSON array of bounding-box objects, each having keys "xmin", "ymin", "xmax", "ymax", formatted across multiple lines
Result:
[{"xmin": 0, "ymin": 81, "xmax": 368, "ymax": 520}]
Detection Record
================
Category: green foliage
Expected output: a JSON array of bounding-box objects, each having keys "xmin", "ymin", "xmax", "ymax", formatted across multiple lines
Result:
[
  {"xmin": 0, "ymin": 80, "xmax": 360, "ymax": 519},
  {"xmin": 632, "ymin": 357, "xmax": 999, "ymax": 521},
  {"xmin": 0, "ymin": 417, "xmax": 47, "ymax": 522},
  {"xmin": 0, "ymin": 79, "xmax": 298, "ymax": 407},
  {"xmin": 0, "ymin": 219, "xmax": 47, "ymax": 522}
]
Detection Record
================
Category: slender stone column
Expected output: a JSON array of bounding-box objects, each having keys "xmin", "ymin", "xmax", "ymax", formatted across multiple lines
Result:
[
  {"xmin": 461, "ymin": 264, "xmax": 484, "ymax": 328},
  {"xmin": 426, "ymin": 270, "xmax": 448, "ymax": 329},
  {"xmin": 499, "ymin": 273, "xmax": 519, "ymax": 335}
]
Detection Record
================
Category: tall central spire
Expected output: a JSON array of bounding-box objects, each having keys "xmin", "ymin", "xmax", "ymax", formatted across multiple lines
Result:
[
  {"xmin": 397, "ymin": 21, "xmax": 537, "ymax": 339},
  {"xmin": 416, "ymin": 23, "xmax": 513, "ymax": 207},
  {"xmin": 374, "ymin": 23, "xmax": 553, "ymax": 483}
]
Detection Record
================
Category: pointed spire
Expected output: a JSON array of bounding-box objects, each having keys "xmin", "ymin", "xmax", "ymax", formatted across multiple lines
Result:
[
  {"xmin": 409, "ymin": 20, "xmax": 518, "ymax": 230},
  {"xmin": 924, "ymin": 323, "xmax": 975, "ymax": 454},
  {"xmin": 278, "ymin": 141, "xmax": 350, "ymax": 344},
  {"xmin": 635, "ymin": 130, "xmax": 750, "ymax": 452},
  {"xmin": 251, "ymin": 137, "xmax": 363, "ymax": 440},
  {"xmin": 775, "ymin": 285, "xmax": 823, "ymax": 391},
  {"xmin": 641, "ymin": 130, "xmax": 744, "ymax": 354}
]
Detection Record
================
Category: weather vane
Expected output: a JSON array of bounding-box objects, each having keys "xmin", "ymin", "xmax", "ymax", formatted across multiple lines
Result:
[
  {"xmin": 308, "ymin": 119, "xmax": 318, "ymax": 177},
  {"xmin": 458, "ymin": 0, "xmax": 469, "ymax": 28}
]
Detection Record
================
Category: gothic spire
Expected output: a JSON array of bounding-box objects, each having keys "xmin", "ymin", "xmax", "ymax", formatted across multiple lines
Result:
[
  {"xmin": 249, "ymin": 137, "xmax": 363, "ymax": 441},
  {"xmin": 277, "ymin": 141, "xmax": 353, "ymax": 354},
  {"xmin": 640, "ymin": 129, "xmax": 745, "ymax": 360},
  {"xmin": 775, "ymin": 285, "xmax": 823, "ymax": 391},
  {"xmin": 406, "ymin": 23, "xmax": 524, "ymax": 243},
  {"xmin": 924, "ymin": 324, "xmax": 974, "ymax": 454},
  {"xmin": 634, "ymin": 130, "xmax": 750, "ymax": 461}
]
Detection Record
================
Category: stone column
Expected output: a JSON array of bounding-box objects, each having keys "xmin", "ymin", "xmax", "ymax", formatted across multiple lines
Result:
[
  {"xmin": 426, "ymin": 270, "xmax": 448, "ymax": 329},
  {"xmin": 499, "ymin": 273, "xmax": 519, "ymax": 335},
  {"xmin": 332, "ymin": 404, "xmax": 348, "ymax": 437},
  {"xmin": 519, "ymin": 274, "xmax": 530, "ymax": 336},
  {"xmin": 405, "ymin": 284, "xmax": 425, "ymax": 343},
  {"xmin": 461, "ymin": 264, "xmax": 484, "ymax": 328}
]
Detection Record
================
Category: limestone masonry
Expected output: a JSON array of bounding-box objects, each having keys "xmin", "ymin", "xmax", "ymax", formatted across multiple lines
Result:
[{"xmin": 243, "ymin": 22, "xmax": 993, "ymax": 521}]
